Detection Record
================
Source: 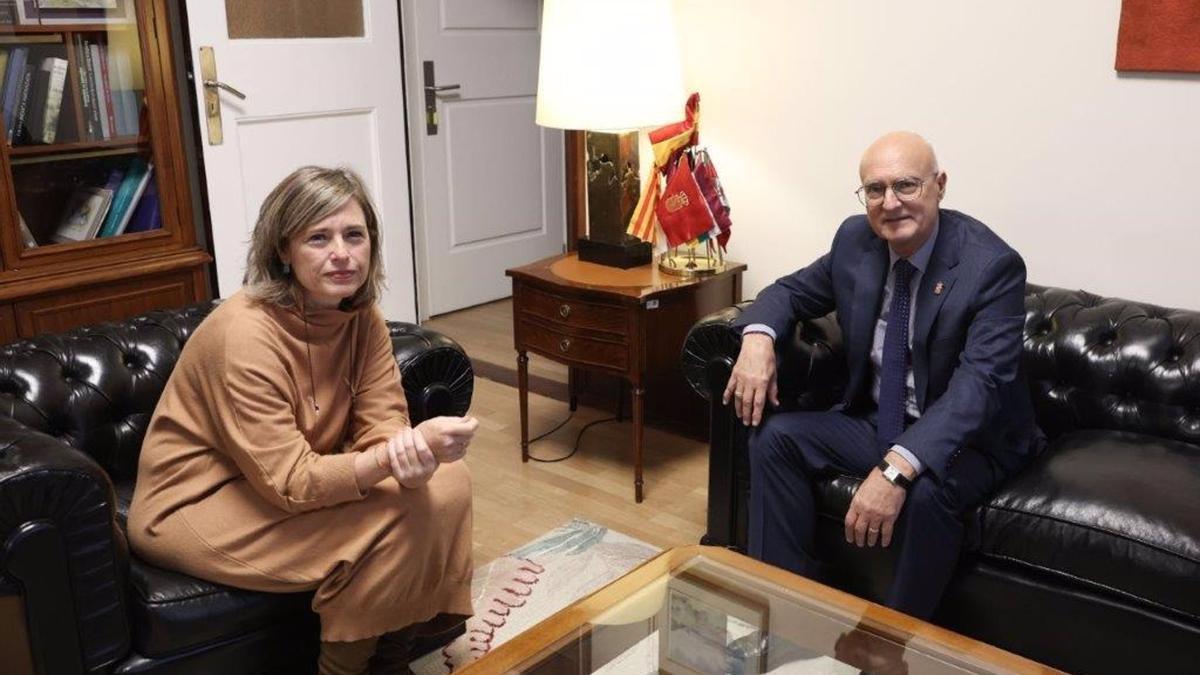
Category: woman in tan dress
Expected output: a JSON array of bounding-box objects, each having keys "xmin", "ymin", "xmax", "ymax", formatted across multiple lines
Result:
[{"xmin": 128, "ymin": 166, "xmax": 478, "ymax": 675}]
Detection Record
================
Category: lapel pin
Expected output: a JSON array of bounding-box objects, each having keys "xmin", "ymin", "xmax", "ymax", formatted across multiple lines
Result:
[{"xmin": 933, "ymin": 281, "xmax": 945, "ymax": 295}]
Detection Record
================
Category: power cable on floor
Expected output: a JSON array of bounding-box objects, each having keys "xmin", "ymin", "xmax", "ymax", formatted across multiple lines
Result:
[{"xmin": 526, "ymin": 407, "xmax": 620, "ymax": 463}]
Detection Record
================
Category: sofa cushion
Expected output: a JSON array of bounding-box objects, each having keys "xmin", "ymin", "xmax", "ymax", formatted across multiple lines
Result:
[
  {"xmin": 112, "ymin": 480, "xmax": 314, "ymax": 657},
  {"xmin": 980, "ymin": 429, "xmax": 1200, "ymax": 621},
  {"xmin": 127, "ymin": 555, "xmax": 315, "ymax": 658}
]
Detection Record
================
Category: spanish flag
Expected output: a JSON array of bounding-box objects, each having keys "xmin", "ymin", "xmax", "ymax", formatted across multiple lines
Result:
[{"xmin": 626, "ymin": 93, "xmax": 701, "ymax": 243}]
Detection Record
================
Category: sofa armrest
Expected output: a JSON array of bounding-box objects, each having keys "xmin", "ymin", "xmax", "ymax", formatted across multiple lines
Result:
[
  {"xmin": 0, "ymin": 417, "xmax": 130, "ymax": 674},
  {"xmin": 681, "ymin": 303, "xmax": 846, "ymax": 409},
  {"xmin": 386, "ymin": 322, "xmax": 474, "ymax": 424},
  {"xmin": 681, "ymin": 304, "xmax": 846, "ymax": 549}
]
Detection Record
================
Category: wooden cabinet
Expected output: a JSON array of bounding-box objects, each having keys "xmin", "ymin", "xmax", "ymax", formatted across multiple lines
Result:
[
  {"xmin": 0, "ymin": 0, "xmax": 210, "ymax": 342},
  {"xmin": 508, "ymin": 253, "xmax": 746, "ymax": 503}
]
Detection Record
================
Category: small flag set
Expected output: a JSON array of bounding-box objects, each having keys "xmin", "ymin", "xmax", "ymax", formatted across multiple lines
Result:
[{"xmin": 626, "ymin": 93, "xmax": 732, "ymax": 252}]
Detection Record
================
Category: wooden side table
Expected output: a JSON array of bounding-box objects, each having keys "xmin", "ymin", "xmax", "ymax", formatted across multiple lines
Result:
[{"xmin": 507, "ymin": 253, "xmax": 745, "ymax": 502}]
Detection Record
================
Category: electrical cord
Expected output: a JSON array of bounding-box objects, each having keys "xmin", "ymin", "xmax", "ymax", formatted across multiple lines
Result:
[{"xmin": 526, "ymin": 408, "xmax": 621, "ymax": 463}]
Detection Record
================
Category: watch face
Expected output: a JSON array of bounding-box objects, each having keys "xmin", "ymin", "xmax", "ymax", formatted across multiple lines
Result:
[{"xmin": 883, "ymin": 465, "xmax": 900, "ymax": 482}]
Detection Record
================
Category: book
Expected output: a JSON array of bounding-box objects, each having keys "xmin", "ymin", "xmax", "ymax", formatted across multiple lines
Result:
[
  {"xmin": 98, "ymin": 158, "xmax": 150, "ymax": 237},
  {"xmin": 73, "ymin": 35, "xmax": 95, "ymax": 140},
  {"xmin": 54, "ymin": 186, "xmax": 113, "ymax": 243},
  {"xmin": 109, "ymin": 47, "xmax": 137, "ymax": 136},
  {"xmin": 89, "ymin": 41, "xmax": 115, "ymax": 139},
  {"xmin": 2, "ymin": 46, "xmax": 27, "ymax": 138},
  {"xmin": 90, "ymin": 165, "xmax": 126, "ymax": 236},
  {"xmin": 18, "ymin": 210, "xmax": 37, "ymax": 248},
  {"xmin": 10, "ymin": 62, "xmax": 34, "ymax": 145},
  {"xmin": 38, "ymin": 56, "xmax": 67, "ymax": 142},
  {"xmin": 122, "ymin": 174, "xmax": 159, "ymax": 234},
  {"xmin": 23, "ymin": 56, "xmax": 49, "ymax": 144}
]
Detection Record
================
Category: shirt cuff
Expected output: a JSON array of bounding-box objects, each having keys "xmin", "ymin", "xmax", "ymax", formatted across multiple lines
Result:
[
  {"xmin": 741, "ymin": 324, "xmax": 777, "ymax": 341},
  {"xmin": 888, "ymin": 444, "xmax": 924, "ymax": 476}
]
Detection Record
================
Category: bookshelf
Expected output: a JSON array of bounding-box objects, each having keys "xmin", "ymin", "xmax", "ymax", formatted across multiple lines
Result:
[{"xmin": 0, "ymin": 0, "xmax": 210, "ymax": 340}]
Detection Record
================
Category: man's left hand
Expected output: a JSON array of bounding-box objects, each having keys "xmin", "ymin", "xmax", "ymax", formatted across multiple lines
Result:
[{"xmin": 844, "ymin": 453, "xmax": 914, "ymax": 547}]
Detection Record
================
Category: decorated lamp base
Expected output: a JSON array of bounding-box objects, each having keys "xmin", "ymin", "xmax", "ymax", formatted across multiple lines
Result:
[{"xmin": 658, "ymin": 241, "xmax": 725, "ymax": 277}]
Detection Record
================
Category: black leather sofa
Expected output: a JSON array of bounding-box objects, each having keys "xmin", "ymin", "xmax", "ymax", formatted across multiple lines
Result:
[
  {"xmin": 681, "ymin": 285, "xmax": 1200, "ymax": 675},
  {"xmin": 0, "ymin": 303, "xmax": 475, "ymax": 674}
]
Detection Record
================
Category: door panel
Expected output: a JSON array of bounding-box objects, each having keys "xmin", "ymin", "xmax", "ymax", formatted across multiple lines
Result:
[
  {"xmin": 186, "ymin": 0, "xmax": 416, "ymax": 321},
  {"xmin": 404, "ymin": 0, "xmax": 564, "ymax": 317}
]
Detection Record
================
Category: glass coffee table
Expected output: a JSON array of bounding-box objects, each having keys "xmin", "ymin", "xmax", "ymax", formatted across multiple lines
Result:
[{"xmin": 459, "ymin": 545, "xmax": 1059, "ymax": 674}]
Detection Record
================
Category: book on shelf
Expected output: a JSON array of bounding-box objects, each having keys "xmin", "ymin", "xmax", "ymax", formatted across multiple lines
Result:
[
  {"xmin": 98, "ymin": 158, "xmax": 151, "ymax": 238},
  {"xmin": 23, "ymin": 54, "xmax": 49, "ymax": 144},
  {"xmin": 22, "ymin": 54, "xmax": 67, "ymax": 144},
  {"xmin": 73, "ymin": 34, "xmax": 96, "ymax": 140},
  {"xmin": 123, "ymin": 176, "xmax": 159, "ymax": 234},
  {"xmin": 54, "ymin": 186, "xmax": 114, "ymax": 243},
  {"xmin": 88, "ymin": 41, "xmax": 116, "ymax": 140},
  {"xmin": 39, "ymin": 55, "xmax": 67, "ymax": 143},
  {"xmin": 2, "ymin": 46, "xmax": 28, "ymax": 140},
  {"xmin": 18, "ymin": 211, "xmax": 37, "ymax": 248},
  {"xmin": 109, "ymin": 46, "xmax": 138, "ymax": 136},
  {"xmin": 10, "ymin": 61, "xmax": 35, "ymax": 145}
]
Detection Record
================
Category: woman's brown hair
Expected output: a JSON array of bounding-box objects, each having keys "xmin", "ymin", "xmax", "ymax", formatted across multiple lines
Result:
[{"xmin": 243, "ymin": 165, "xmax": 386, "ymax": 309}]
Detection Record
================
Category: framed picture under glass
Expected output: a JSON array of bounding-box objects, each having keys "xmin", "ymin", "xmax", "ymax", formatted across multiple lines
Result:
[{"xmin": 658, "ymin": 571, "xmax": 768, "ymax": 675}]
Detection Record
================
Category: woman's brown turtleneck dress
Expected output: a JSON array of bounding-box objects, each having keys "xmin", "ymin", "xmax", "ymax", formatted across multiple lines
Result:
[{"xmin": 128, "ymin": 291, "xmax": 473, "ymax": 641}]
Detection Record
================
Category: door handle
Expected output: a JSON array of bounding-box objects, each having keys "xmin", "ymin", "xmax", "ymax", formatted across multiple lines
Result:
[
  {"xmin": 203, "ymin": 79, "xmax": 247, "ymax": 100},
  {"xmin": 199, "ymin": 46, "xmax": 245, "ymax": 145},
  {"xmin": 423, "ymin": 61, "xmax": 461, "ymax": 135}
]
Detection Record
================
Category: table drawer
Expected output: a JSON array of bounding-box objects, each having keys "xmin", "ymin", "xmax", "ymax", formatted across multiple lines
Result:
[
  {"xmin": 521, "ymin": 320, "xmax": 628, "ymax": 371},
  {"xmin": 521, "ymin": 286, "xmax": 627, "ymax": 335}
]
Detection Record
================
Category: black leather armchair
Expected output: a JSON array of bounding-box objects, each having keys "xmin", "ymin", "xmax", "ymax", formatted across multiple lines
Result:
[
  {"xmin": 0, "ymin": 303, "xmax": 474, "ymax": 674},
  {"xmin": 681, "ymin": 285, "xmax": 1200, "ymax": 675}
]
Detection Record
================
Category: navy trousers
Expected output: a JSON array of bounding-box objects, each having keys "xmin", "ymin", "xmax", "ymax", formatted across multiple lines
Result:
[{"xmin": 748, "ymin": 410, "xmax": 1002, "ymax": 619}]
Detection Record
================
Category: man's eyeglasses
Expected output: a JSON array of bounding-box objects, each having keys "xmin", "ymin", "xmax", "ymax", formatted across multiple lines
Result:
[{"xmin": 855, "ymin": 174, "xmax": 937, "ymax": 206}]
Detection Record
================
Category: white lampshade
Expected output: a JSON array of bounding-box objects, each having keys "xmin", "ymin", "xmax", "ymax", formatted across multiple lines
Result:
[{"xmin": 536, "ymin": 0, "xmax": 686, "ymax": 132}]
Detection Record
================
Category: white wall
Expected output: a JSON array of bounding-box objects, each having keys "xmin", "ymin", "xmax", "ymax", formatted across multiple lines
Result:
[{"xmin": 671, "ymin": 0, "xmax": 1200, "ymax": 308}]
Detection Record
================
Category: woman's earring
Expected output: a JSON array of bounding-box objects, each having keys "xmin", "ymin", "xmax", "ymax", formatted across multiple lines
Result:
[{"xmin": 282, "ymin": 262, "xmax": 291, "ymax": 275}]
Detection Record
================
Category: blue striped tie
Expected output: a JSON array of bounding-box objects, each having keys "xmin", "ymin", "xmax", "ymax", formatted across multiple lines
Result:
[{"xmin": 878, "ymin": 259, "xmax": 914, "ymax": 450}]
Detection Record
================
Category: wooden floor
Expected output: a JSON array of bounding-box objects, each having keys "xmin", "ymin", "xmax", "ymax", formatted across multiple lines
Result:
[{"xmin": 425, "ymin": 300, "xmax": 710, "ymax": 565}]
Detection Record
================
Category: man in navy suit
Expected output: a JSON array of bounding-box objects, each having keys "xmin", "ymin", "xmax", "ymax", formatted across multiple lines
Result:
[{"xmin": 725, "ymin": 131, "xmax": 1042, "ymax": 619}]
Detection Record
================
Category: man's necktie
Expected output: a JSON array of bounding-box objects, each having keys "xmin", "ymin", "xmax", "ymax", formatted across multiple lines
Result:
[{"xmin": 878, "ymin": 259, "xmax": 914, "ymax": 451}]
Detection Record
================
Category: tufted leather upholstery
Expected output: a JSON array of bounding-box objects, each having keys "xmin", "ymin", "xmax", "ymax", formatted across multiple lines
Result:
[
  {"xmin": 682, "ymin": 285, "xmax": 1200, "ymax": 675},
  {"xmin": 0, "ymin": 302, "xmax": 474, "ymax": 674}
]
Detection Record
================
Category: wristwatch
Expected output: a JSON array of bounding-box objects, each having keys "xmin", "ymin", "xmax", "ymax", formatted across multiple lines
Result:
[{"xmin": 877, "ymin": 459, "xmax": 913, "ymax": 490}]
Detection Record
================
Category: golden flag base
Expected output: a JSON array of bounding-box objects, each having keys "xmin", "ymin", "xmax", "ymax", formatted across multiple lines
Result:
[{"xmin": 658, "ymin": 241, "xmax": 725, "ymax": 277}]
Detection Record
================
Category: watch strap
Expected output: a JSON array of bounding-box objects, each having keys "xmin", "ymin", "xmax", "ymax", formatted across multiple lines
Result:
[{"xmin": 877, "ymin": 459, "xmax": 913, "ymax": 489}]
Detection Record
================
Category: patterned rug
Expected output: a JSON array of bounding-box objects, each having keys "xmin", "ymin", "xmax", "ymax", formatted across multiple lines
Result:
[{"xmin": 411, "ymin": 519, "xmax": 660, "ymax": 673}]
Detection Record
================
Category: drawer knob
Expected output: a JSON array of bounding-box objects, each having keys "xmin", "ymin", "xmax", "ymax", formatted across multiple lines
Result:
[
  {"xmin": 559, "ymin": 304, "xmax": 571, "ymax": 318},
  {"xmin": 558, "ymin": 338, "xmax": 571, "ymax": 352}
]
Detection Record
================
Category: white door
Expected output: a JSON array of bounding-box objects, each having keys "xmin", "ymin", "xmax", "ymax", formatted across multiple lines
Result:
[
  {"xmin": 186, "ymin": 0, "xmax": 416, "ymax": 321},
  {"xmin": 403, "ymin": 0, "xmax": 565, "ymax": 318}
]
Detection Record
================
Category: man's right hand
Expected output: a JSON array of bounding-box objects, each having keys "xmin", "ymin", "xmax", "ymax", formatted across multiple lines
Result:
[{"xmin": 722, "ymin": 332, "xmax": 779, "ymax": 426}]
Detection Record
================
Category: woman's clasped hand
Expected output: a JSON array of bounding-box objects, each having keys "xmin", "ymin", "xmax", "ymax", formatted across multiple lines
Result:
[{"xmin": 382, "ymin": 416, "xmax": 478, "ymax": 489}]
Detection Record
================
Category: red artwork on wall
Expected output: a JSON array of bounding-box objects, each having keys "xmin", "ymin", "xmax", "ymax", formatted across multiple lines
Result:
[{"xmin": 1115, "ymin": 0, "xmax": 1200, "ymax": 73}]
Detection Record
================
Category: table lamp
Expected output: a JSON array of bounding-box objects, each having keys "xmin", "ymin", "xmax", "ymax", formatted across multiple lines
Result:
[{"xmin": 535, "ymin": 0, "xmax": 686, "ymax": 268}]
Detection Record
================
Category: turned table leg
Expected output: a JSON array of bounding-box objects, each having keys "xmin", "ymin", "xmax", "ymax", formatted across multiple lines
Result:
[{"xmin": 518, "ymin": 351, "xmax": 529, "ymax": 462}]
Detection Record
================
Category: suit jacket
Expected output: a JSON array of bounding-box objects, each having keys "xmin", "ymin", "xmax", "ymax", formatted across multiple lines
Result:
[{"xmin": 733, "ymin": 209, "xmax": 1042, "ymax": 480}]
